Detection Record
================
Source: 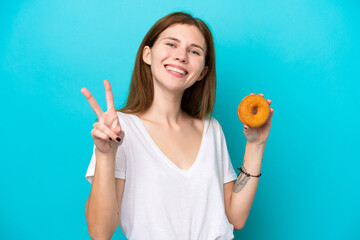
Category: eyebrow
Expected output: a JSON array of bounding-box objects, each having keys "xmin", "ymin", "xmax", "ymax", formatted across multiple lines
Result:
[{"xmin": 161, "ymin": 37, "xmax": 205, "ymax": 53}]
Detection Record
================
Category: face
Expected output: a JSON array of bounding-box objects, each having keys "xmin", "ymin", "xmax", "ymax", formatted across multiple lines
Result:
[{"xmin": 142, "ymin": 24, "xmax": 208, "ymax": 93}]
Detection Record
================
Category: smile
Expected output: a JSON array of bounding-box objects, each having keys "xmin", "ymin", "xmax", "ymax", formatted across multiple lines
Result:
[{"xmin": 164, "ymin": 65, "xmax": 188, "ymax": 77}]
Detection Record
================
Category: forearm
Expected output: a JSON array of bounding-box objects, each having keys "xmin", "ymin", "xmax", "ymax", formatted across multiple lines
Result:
[
  {"xmin": 228, "ymin": 142, "xmax": 265, "ymax": 229},
  {"xmin": 86, "ymin": 148, "xmax": 119, "ymax": 239}
]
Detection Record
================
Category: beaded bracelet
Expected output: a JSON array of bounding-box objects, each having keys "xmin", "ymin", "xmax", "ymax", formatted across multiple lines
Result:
[{"xmin": 237, "ymin": 166, "xmax": 262, "ymax": 178}]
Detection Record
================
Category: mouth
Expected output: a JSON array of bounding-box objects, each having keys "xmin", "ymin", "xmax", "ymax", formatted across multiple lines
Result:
[{"xmin": 164, "ymin": 65, "xmax": 188, "ymax": 76}]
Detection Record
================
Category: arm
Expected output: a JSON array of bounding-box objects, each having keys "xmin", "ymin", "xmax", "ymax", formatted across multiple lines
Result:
[
  {"xmin": 85, "ymin": 148, "xmax": 123, "ymax": 240},
  {"xmin": 226, "ymin": 93, "xmax": 274, "ymax": 230},
  {"xmin": 82, "ymin": 80, "xmax": 125, "ymax": 239},
  {"xmin": 226, "ymin": 142, "xmax": 264, "ymax": 230}
]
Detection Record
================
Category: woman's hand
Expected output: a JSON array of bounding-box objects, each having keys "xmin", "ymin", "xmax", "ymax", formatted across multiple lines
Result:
[
  {"xmin": 81, "ymin": 80, "xmax": 124, "ymax": 155},
  {"xmin": 243, "ymin": 93, "xmax": 274, "ymax": 145}
]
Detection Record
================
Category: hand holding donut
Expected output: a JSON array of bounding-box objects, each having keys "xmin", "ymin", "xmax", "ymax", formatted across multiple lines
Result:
[
  {"xmin": 237, "ymin": 93, "xmax": 274, "ymax": 145},
  {"xmin": 81, "ymin": 80, "xmax": 124, "ymax": 155}
]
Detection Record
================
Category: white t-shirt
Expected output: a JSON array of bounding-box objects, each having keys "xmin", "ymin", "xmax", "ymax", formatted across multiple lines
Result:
[{"xmin": 85, "ymin": 112, "xmax": 238, "ymax": 240}]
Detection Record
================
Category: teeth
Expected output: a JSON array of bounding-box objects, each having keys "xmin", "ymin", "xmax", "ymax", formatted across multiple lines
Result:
[{"xmin": 165, "ymin": 65, "xmax": 187, "ymax": 75}]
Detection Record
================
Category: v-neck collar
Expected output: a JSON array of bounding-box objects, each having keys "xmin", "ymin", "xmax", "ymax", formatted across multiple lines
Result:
[{"xmin": 130, "ymin": 113, "xmax": 208, "ymax": 177}]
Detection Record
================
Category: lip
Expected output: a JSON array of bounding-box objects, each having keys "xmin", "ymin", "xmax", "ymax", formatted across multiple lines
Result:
[
  {"xmin": 165, "ymin": 67, "xmax": 187, "ymax": 78},
  {"xmin": 164, "ymin": 64, "xmax": 188, "ymax": 75}
]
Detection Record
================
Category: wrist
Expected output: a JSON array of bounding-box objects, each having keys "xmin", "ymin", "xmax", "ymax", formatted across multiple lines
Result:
[
  {"xmin": 246, "ymin": 141, "xmax": 266, "ymax": 151},
  {"xmin": 244, "ymin": 141, "xmax": 265, "ymax": 165},
  {"xmin": 95, "ymin": 147, "xmax": 118, "ymax": 158}
]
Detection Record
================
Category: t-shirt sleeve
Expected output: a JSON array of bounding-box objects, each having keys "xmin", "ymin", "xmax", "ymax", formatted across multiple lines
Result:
[
  {"xmin": 85, "ymin": 141, "xmax": 127, "ymax": 184},
  {"xmin": 217, "ymin": 121, "xmax": 238, "ymax": 184}
]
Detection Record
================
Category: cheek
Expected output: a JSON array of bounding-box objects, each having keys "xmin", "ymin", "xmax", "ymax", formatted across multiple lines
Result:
[
  {"xmin": 194, "ymin": 62, "xmax": 205, "ymax": 75},
  {"xmin": 150, "ymin": 52, "xmax": 168, "ymax": 75},
  {"xmin": 152, "ymin": 48, "xmax": 169, "ymax": 61},
  {"xmin": 150, "ymin": 53, "xmax": 163, "ymax": 70}
]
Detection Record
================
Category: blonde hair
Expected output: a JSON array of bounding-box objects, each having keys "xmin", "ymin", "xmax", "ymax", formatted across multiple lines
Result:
[{"xmin": 117, "ymin": 12, "xmax": 216, "ymax": 120}]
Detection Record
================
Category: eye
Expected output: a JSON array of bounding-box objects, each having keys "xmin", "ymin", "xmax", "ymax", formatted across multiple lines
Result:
[
  {"xmin": 190, "ymin": 50, "xmax": 200, "ymax": 55},
  {"xmin": 166, "ymin": 43, "xmax": 175, "ymax": 47}
]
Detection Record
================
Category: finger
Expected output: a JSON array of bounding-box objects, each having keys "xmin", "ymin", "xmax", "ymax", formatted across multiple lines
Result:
[
  {"xmin": 250, "ymin": 93, "xmax": 254, "ymax": 95},
  {"xmin": 259, "ymin": 93, "xmax": 264, "ymax": 96},
  {"xmin": 111, "ymin": 129, "xmax": 125, "ymax": 146},
  {"xmin": 112, "ymin": 125, "xmax": 121, "ymax": 136},
  {"xmin": 81, "ymin": 88, "xmax": 104, "ymax": 118},
  {"xmin": 94, "ymin": 122, "xmax": 121, "ymax": 142},
  {"xmin": 104, "ymin": 80, "xmax": 115, "ymax": 111},
  {"xmin": 109, "ymin": 116, "xmax": 122, "ymax": 133},
  {"xmin": 265, "ymin": 108, "xmax": 274, "ymax": 124},
  {"xmin": 267, "ymin": 99, "xmax": 272, "ymax": 104},
  {"xmin": 91, "ymin": 129, "xmax": 110, "ymax": 141}
]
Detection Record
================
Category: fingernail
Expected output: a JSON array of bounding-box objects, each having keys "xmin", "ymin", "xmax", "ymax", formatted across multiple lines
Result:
[{"xmin": 116, "ymin": 137, "xmax": 121, "ymax": 142}]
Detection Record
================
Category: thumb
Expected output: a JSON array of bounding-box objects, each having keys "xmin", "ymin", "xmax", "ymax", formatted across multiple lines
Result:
[
  {"xmin": 113, "ymin": 125, "xmax": 121, "ymax": 135},
  {"xmin": 113, "ymin": 126, "xmax": 125, "ymax": 146}
]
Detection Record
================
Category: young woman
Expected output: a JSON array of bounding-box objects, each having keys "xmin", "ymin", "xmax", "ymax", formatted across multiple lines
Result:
[{"xmin": 82, "ymin": 12, "xmax": 273, "ymax": 240}]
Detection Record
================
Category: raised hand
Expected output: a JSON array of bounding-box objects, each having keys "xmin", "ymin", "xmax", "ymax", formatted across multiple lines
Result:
[
  {"xmin": 81, "ymin": 80, "xmax": 124, "ymax": 155},
  {"xmin": 243, "ymin": 93, "xmax": 274, "ymax": 145}
]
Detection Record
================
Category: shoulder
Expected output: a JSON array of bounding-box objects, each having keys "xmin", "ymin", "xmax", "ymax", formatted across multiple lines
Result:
[
  {"xmin": 116, "ymin": 111, "xmax": 129, "ymax": 123},
  {"xmin": 202, "ymin": 116, "xmax": 227, "ymax": 140},
  {"xmin": 115, "ymin": 111, "xmax": 139, "ymax": 130},
  {"xmin": 207, "ymin": 116, "xmax": 222, "ymax": 132},
  {"xmin": 116, "ymin": 111, "xmax": 131, "ymax": 121}
]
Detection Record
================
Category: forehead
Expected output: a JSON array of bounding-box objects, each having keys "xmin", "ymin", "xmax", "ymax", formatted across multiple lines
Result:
[{"xmin": 157, "ymin": 24, "xmax": 206, "ymax": 48}]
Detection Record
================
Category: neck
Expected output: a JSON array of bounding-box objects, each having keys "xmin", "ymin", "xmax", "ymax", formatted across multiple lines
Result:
[{"xmin": 139, "ymin": 81, "xmax": 188, "ymax": 128}]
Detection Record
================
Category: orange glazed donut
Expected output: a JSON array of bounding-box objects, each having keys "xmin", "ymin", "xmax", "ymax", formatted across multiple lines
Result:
[{"xmin": 237, "ymin": 95, "xmax": 270, "ymax": 128}]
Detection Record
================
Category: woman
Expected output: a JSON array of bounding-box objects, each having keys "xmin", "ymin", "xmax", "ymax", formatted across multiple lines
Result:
[{"xmin": 82, "ymin": 11, "xmax": 273, "ymax": 240}]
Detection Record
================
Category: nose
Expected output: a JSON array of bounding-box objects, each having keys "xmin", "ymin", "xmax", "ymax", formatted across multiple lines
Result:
[{"xmin": 174, "ymin": 48, "xmax": 188, "ymax": 63}]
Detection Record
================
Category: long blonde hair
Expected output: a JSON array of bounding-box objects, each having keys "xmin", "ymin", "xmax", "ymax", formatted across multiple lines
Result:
[{"xmin": 117, "ymin": 12, "xmax": 216, "ymax": 120}]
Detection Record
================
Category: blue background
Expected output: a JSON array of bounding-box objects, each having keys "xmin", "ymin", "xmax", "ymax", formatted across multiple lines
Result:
[{"xmin": 1, "ymin": 0, "xmax": 359, "ymax": 239}]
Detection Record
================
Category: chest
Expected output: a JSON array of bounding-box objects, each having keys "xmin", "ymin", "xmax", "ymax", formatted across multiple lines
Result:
[{"xmin": 141, "ymin": 121, "xmax": 204, "ymax": 171}]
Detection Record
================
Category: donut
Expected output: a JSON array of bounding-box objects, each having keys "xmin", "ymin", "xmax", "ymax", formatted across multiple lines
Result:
[{"xmin": 237, "ymin": 95, "xmax": 270, "ymax": 128}]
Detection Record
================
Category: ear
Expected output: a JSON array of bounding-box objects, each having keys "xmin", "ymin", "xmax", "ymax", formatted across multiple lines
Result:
[
  {"xmin": 197, "ymin": 66, "xmax": 208, "ymax": 81},
  {"xmin": 143, "ymin": 46, "xmax": 151, "ymax": 65}
]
